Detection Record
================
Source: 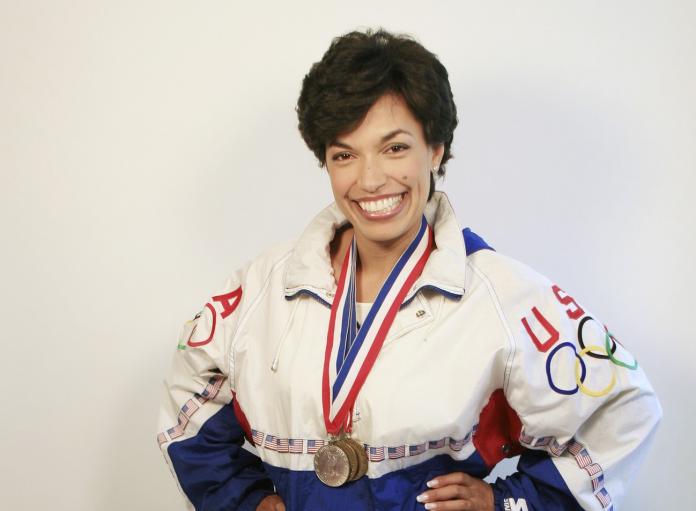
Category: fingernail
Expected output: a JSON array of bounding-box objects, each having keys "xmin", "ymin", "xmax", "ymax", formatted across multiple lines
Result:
[
  {"xmin": 416, "ymin": 493, "xmax": 428, "ymax": 503},
  {"xmin": 426, "ymin": 479, "xmax": 438, "ymax": 488},
  {"xmin": 424, "ymin": 504, "xmax": 437, "ymax": 510}
]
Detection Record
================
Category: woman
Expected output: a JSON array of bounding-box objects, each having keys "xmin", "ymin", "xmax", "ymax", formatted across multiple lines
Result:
[{"xmin": 157, "ymin": 29, "xmax": 661, "ymax": 511}]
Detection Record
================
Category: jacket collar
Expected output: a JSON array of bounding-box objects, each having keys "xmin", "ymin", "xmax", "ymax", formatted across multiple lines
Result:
[{"xmin": 283, "ymin": 192, "xmax": 468, "ymax": 304}]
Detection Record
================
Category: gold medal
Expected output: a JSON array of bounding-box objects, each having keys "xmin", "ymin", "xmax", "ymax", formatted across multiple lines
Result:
[
  {"xmin": 334, "ymin": 439, "xmax": 359, "ymax": 481},
  {"xmin": 341, "ymin": 437, "xmax": 368, "ymax": 481},
  {"xmin": 313, "ymin": 442, "xmax": 351, "ymax": 487}
]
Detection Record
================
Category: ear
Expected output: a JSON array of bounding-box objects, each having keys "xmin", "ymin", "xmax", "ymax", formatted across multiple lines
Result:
[{"xmin": 431, "ymin": 143, "xmax": 445, "ymax": 170}]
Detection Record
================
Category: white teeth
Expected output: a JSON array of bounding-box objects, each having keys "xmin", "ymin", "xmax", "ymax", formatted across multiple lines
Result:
[{"xmin": 358, "ymin": 194, "xmax": 403, "ymax": 214}]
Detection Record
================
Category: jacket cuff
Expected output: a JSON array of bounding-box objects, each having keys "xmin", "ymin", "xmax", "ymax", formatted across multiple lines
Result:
[
  {"xmin": 491, "ymin": 482, "xmax": 507, "ymax": 511},
  {"xmin": 490, "ymin": 480, "xmax": 530, "ymax": 511}
]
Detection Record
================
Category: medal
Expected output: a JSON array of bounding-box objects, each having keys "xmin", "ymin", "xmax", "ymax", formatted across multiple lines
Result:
[
  {"xmin": 313, "ymin": 442, "xmax": 351, "ymax": 487},
  {"xmin": 341, "ymin": 437, "xmax": 368, "ymax": 480},
  {"xmin": 315, "ymin": 217, "xmax": 433, "ymax": 486},
  {"xmin": 314, "ymin": 436, "xmax": 369, "ymax": 486}
]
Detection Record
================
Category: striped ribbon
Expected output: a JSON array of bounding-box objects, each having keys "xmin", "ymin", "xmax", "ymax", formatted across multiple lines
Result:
[{"xmin": 322, "ymin": 216, "xmax": 433, "ymax": 435}]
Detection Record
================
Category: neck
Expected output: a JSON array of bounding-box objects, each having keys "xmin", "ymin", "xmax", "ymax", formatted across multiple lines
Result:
[
  {"xmin": 354, "ymin": 235, "xmax": 408, "ymax": 278},
  {"xmin": 353, "ymin": 220, "xmax": 422, "ymax": 281},
  {"xmin": 329, "ymin": 221, "xmax": 425, "ymax": 303}
]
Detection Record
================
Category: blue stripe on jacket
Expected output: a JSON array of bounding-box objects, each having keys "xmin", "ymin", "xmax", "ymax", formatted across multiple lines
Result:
[
  {"xmin": 168, "ymin": 403, "xmax": 274, "ymax": 511},
  {"xmin": 264, "ymin": 451, "xmax": 489, "ymax": 510}
]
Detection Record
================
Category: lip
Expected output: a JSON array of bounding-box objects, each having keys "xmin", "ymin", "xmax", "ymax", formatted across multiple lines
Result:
[{"xmin": 351, "ymin": 192, "xmax": 408, "ymax": 221}]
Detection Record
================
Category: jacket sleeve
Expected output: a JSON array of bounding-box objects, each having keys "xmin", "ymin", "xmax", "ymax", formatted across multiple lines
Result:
[
  {"xmin": 489, "ymin": 282, "xmax": 661, "ymax": 511},
  {"xmin": 157, "ymin": 270, "xmax": 275, "ymax": 511}
]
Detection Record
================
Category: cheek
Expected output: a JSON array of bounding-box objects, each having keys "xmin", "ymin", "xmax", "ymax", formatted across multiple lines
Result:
[
  {"xmin": 410, "ymin": 167, "xmax": 430, "ymax": 192},
  {"xmin": 408, "ymin": 167, "xmax": 431, "ymax": 207},
  {"xmin": 397, "ymin": 155, "xmax": 429, "ymax": 185},
  {"xmin": 328, "ymin": 171, "xmax": 351, "ymax": 199},
  {"xmin": 390, "ymin": 160, "xmax": 425, "ymax": 186}
]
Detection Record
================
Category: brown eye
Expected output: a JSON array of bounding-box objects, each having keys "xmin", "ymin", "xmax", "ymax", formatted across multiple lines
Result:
[
  {"xmin": 333, "ymin": 152, "xmax": 352, "ymax": 161},
  {"xmin": 388, "ymin": 144, "xmax": 408, "ymax": 153}
]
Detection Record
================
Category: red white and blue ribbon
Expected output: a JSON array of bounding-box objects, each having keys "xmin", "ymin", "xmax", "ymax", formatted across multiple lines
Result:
[{"xmin": 322, "ymin": 216, "xmax": 433, "ymax": 435}]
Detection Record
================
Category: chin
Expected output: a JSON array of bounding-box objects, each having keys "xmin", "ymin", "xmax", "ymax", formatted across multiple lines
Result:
[{"xmin": 353, "ymin": 217, "xmax": 416, "ymax": 245}]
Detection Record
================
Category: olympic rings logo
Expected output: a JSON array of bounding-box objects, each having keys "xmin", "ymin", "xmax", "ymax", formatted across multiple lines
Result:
[
  {"xmin": 525, "ymin": 283, "xmax": 640, "ymax": 398},
  {"xmin": 546, "ymin": 340, "xmax": 618, "ymax": 397},
  {"xmin": 544, "ymin": 316, "xmax": 638, "ymax": 397}
]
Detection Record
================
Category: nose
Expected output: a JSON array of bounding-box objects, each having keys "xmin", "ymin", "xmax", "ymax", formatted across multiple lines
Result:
[{"xmin": 357, "ymin": 160, "xmax": 387, "ymax": 193}]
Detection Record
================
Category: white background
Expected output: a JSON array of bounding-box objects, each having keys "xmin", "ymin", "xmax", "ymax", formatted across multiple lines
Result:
[{"xmin": 1, "ymin": 1, "xmax": 694, "ymax": 509}]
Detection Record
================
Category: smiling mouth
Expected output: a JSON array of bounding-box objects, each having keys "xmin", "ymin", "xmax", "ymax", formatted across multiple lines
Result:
[{"xmin": 356, "ymin": 193, "xmax": 405, "ymax": 215}]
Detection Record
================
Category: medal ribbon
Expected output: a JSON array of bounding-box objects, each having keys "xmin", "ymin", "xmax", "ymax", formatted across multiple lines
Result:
[{"xmin": 322, "ymin": 216, "xmax": 433, "ymax": 435}]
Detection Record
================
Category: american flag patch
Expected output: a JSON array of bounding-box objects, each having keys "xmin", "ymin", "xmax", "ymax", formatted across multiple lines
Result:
[
  {"xmin": 182, "ymin": 399, "xmax": 199, "ymax": 418},
  {"xmin": 388, "ymin": 445, "xmax": 405, "ymax": 459},
  {"xmin": 567, "ymin": 440, "xmax": 583, "ymax": 456},
  {"xmin": 307, "ymin": 439, "xmax": 325, "ymax": 454},
  {"xmin": 199, "ymin": 375, "xmax": 225, "ymax": 401},
  {"xmin": 251, "ymin": 429, "xmax": 264, "ymax": 446},
  {"xmin": 368, "ymin": 446, "xmax": 385, "ymax": 462},
  {"xmin": 549, "ymin": 439, "xmax": 566, "ymax": 456},
  {"xmin": 534, "ymin": 436, "xmax": 552, "ymax": 447},
  {"xmin": 591, "ymin": 473, "xmax": 605, "ymax": 492},
  {"xmin": 576, "ymin": 449, "xmax": 592, "ymax": 468},
  {"xmin": 289, "ymin": 439, "xmax": 304, "ymax": 453},
  {"xmin": 177, "ymin": 412, "xmax": 189, "ymax": 429},
  {"xmin": 276, "ymin": 438, "xmax": 289, "ymax": 453},
  {"xmin": 449, "ymin": 437, "xmax": 465, "ymax": 451},
  {"xmin": 409, "ymin": 443, "xmax": 426, "ymax": 456},
  {"xmin": 428, "ymin": 438, "xmax": 446, "ymax": 449},
  {"xmin": 519, "ymin": 431, "xmax": 534, "ymax": 444},
  {"xmin": 585, "ymin": 463, "xmax": 603, "ymax": 477},
  {"xmin": 167, "ymin": 425, "xmax": 184, "ymax": 440},
  {"xmin": 596, "ymin": 487, "xmax": 612, "ymax": 508},
  {"xmin": 264, "ymin": 434, "xmax": 278, "ymax": 451}
]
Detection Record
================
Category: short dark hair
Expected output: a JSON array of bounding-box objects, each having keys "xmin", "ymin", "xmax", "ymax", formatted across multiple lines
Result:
[{"xmin": 296, "ymin": 28, "xmax": 458, "ymax": 180}]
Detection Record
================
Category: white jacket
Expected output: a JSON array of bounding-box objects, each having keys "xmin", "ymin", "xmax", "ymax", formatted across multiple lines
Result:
[{"xmin": 158, "ymin": 192, "xmax": 661, "ymax": 511}]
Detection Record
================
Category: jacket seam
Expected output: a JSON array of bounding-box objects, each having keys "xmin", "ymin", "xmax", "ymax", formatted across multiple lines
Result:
[
  {"xmin": 227, "ymin": 251, "xmax": 294, "ymax": 391},
  {"xmin": 468, "ymin": 261, "xmax": 517, "ymax": 395}
]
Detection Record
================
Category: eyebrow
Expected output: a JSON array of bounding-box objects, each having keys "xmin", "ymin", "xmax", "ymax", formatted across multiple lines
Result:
[{"xmin": 328, "ymin": 129, "xmax": 414, "ymax": 150}]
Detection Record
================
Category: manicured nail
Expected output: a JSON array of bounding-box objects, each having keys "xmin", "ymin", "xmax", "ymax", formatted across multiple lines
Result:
[
  {"xmin": 424, "ymin": 504, "xmax": 437, "ymax": 510},
  {"xmin": 426, "ymin": 479, "xmax": 438, "ymax": 488},
  {"xmin": 416, "ymin": 493, "xmax": 428, "ymax": 502}
]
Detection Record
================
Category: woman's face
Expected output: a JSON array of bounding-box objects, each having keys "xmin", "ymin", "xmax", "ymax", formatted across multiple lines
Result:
[{"xmin": 326, "ymin": 93, "xmax": 444, "ymax": 251}]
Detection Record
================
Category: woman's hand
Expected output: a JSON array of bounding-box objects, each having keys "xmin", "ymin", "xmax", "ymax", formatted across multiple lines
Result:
[
  {"xmin": 256, "ymin": 494, "xmax": 286, "ymax": 511},
  {"xmin": 416, "ymin": 472, "xmax": 494, "ymax": 510}
]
